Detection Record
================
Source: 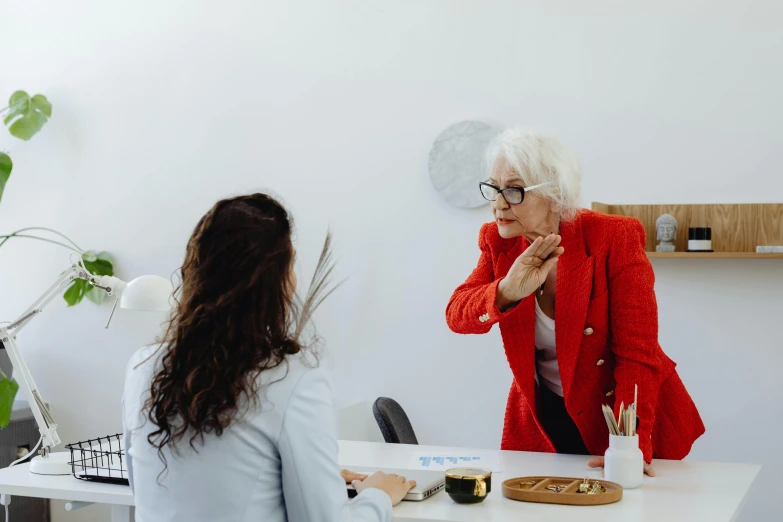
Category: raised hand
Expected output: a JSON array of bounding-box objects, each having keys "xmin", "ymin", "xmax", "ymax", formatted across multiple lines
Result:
[{"xmin": 496, "ymin": 234, "xmax": 564, "ymax": 310}]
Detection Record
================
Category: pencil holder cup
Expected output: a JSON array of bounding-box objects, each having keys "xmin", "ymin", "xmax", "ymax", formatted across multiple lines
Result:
[{"xmin": 604, "ymin": 434, "xmax": 643, "ymax": 489}]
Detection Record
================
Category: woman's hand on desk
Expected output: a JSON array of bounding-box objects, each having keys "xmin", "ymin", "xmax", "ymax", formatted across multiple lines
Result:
[
  {"xmin": 497, "ymin": 234, "xmax": 563, "ymax": 309},
  {"xmin": 587, "ymin": 457, "xmax": 657, "ymax": 477},
  {"xmin": 341, "ymin": 469, "xmax": 369, "ymax": 483},
  {"xmin": 352, "ymin": 471, "xmax": 417, "ymax": 506}
]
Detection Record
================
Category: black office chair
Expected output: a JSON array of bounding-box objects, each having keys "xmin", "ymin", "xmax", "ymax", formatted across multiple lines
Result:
[{"xmin": 372, "ymin": 397, "xmax": 419, "ymax": 445}]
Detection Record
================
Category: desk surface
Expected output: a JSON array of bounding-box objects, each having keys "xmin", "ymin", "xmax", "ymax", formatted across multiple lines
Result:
[
  {"xmin": 0, "ymin": 462, "xmax": 134, "ymax": 506},
  {"xmin": 338, "ymin": 441, "xmax": 760, "ymax": 522},
  {"xmin": 0, "ymin": 442, "xmax": 760, "ymax": 521}
]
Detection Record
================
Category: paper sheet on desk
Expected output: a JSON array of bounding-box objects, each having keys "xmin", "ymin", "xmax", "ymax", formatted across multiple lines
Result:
[{"xmin": 408, "ymin": 451, "xmax": 502, "ymax": 472}]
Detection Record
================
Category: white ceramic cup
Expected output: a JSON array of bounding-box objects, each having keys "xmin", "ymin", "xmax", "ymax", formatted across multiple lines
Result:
[{"xmin": 604, "ymin": 434, "xmax": 643, "ymax": 489}]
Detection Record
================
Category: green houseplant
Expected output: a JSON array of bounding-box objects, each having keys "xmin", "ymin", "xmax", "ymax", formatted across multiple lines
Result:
[
  {"xmin": 0, "ymin": 90, "xmax": 116, "ymax": 305},
  {"xmin": 0, "ymin": 91, "xmax": 118, "ymax": 427},
  {"xmin": 0, "ymin": 91, "xmax": 51, "ymax": 203}
]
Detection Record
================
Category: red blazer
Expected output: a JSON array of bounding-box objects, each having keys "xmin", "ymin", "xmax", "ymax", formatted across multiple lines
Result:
[{"xmin": 446, "ymin": 210, "xmax": 704, "ymax": 462}]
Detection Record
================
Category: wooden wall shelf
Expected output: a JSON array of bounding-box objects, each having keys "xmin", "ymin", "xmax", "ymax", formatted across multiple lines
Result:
[
  {"xmin": 646, "ymin": 252, "xmax": 783, "ymax": 259},
  {"xmin": 592, "ymin": 202, "xmax": 783, "ymax": 258}
]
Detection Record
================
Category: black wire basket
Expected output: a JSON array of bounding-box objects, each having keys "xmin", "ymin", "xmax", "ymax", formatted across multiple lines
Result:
[{"xmin": 65, "ymin": 434, "xmax": 129, "ymax": 486}]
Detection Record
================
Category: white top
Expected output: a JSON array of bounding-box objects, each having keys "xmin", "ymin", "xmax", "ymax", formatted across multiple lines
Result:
[
  {"xmin": 122, "ymin": 346, "xmax": 392, "ymax": 522},
  {"xmin": 535, "ymin": 298, "xmax": 563, "ymax": 397}
]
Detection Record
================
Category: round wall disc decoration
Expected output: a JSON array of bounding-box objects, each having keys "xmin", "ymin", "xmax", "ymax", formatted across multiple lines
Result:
[{"xmin": 428, "ymin": 120, "xmax": 500, "ymax": 209}]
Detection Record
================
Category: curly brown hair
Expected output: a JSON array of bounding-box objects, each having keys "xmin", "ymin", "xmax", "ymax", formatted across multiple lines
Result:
[{"xmin": 143, "ymin": 193, "xmax": 334, "ymax": 472}]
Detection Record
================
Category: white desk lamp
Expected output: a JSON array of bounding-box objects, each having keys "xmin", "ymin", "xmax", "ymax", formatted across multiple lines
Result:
[{"xmin": 0, "ymin": 259, "xmax": 173, "ymax": 475}]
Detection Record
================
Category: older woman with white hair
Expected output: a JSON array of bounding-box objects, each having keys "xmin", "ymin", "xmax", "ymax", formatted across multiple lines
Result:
[{"xmin": 446, "ymin": 129, "xmax": 704, "ymax": 473}]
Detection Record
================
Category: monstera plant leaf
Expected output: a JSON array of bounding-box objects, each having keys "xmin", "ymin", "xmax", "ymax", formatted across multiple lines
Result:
[
  {"xmin": 0, "ymin": 341, "xmax": 19, "ymax": 428},
  {"xmin": 64, "ymin": 251, "xmax": 115, "ymax": 306},
  {"xmin": 0, "ymin": 378, "xmax": 20, "ymax": 429},
  {"xmin": 0, "ymin": 152, "xmax": 10, "ymax": 203},
  {"xmin": 3, "ymin": 91, "xmax": 52, "ymax": 141}
]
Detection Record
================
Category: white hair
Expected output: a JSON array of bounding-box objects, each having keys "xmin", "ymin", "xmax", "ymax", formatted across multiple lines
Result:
[{"xmin": 485, "ymin": 128, "xmax": 582, "ymax": 221}]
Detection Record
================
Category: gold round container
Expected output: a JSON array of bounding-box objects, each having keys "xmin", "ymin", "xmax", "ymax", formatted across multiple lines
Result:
[{"xmin": 445, "ymin": 468, "xmax": 492, "ymax": 504}]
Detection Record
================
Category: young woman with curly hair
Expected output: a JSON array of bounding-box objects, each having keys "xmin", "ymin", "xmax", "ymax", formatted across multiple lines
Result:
[{"xmin": 123, "ymin": 193, "xmax": 414, "ymax": 522}]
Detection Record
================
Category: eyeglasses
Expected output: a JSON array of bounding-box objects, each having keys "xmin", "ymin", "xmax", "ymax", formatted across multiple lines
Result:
[{"xmin": 479, "ymin": 181, "xmax": 553, "ymax": 205}]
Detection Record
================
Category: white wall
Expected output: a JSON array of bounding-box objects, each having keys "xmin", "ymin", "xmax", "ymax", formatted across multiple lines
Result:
[{"xmin": 1, "ymin": 1, "xmax": 780, "ymax": 520}]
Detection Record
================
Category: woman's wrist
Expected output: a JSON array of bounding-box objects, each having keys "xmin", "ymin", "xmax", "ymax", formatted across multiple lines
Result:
[{"xmin": 495, "ymin": 279, "xmax": 519, "ymax": 312}]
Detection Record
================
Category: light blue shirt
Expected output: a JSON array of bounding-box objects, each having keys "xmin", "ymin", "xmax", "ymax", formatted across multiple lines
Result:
[{"xmin": 123, "ymin": 346, "xmax": 391, "ymax": 522}]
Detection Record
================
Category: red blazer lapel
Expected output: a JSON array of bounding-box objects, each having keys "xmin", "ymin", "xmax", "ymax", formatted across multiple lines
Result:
[
  {"xmin": 555, "ymin": 216, "xmax": 595, "ymax": 400},
  {"xmin": 495, "ymin": 240, "xmax": 537, "ymax": 393},
  {"xmin": 494, "ymin": 221, "xmax": 595, "ymax": 403}
]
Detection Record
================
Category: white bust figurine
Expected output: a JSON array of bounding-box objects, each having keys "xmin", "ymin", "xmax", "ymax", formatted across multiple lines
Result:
[{"xmin": 656, "ymin": 214, "xmax": 678, "ymax": 252}]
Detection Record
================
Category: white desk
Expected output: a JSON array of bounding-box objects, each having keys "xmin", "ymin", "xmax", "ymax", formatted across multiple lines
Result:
[
  {"xmin": 0, "ymin": 441, "xmax": 760, "ymax": 521},
  {"xmin": 338, "ymin": 441, "xmax": 760, "ymax": 522},
  {"xmin": 0, "ymin": 463, "xmax": 133, "ymax": 521}
]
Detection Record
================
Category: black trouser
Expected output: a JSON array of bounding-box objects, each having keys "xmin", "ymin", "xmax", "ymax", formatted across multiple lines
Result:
[{"xmin": 537, "ymin": 383, "xmax": 589, "ymax": 455}]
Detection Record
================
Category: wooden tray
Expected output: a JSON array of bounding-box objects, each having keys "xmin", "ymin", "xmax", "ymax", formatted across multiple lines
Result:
[{"xmin": 502, "ymin": 476, "xmax": 623, "ymax": 506}]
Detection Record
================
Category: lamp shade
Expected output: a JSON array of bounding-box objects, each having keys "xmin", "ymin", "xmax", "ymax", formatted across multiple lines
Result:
[{"xmin": 120, "ymin": 275, "xmax": 173, "ymax": 311}]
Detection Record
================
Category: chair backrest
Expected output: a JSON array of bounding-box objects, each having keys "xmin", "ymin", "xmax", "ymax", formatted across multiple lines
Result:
[{"xmin": 372, "ymin": 397, "xmax": 419, "ymax": 445}]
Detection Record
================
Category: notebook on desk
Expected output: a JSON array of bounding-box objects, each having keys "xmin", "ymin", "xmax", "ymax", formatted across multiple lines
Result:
[{"xmin": 346, "ymin": 467, "xmax": 445, "ymax": 501}]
